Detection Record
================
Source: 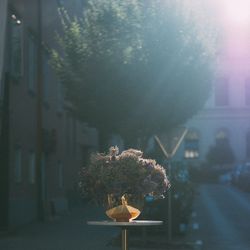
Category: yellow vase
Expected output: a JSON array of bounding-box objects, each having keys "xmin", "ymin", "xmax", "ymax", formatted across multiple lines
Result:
[{"xmin": 106, "ymin": 195, "xmax": 141, "ymax": 222}]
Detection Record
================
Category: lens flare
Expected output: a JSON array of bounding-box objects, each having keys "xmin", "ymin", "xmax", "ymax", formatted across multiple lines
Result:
[{"xmin": 218, "ymin": 0, "xmax": 250, "ymax": 27}]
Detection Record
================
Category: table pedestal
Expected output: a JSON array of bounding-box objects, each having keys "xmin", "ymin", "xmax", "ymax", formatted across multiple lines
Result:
[
  {"xmin": 122, "ymin": 228, "xmax": 128, "ymax": 250},
  {"xmin": 87, "ymin": 220, "xmax": 163, "ymax": 250}
]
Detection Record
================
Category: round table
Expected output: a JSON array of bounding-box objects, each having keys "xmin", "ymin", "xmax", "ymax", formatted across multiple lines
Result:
[{"xmin": 87, "ymin": 220, "xmax": 163, "ymax": 250}]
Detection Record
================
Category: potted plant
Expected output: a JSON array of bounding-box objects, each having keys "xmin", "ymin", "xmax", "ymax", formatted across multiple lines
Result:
[{"xmin": 79, "ymin": 146, "xmax": 170, "ymax": 221}]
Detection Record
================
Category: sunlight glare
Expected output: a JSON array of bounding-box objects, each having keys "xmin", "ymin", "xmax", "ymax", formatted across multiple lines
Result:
[{"xmin": 219, "ymin": 0, "xmax": 250, "ymax": 27}]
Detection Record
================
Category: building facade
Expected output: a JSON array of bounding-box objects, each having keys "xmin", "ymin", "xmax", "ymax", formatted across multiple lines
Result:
[
  {"xmin": 178, "ymin": 3, "xmax": 250, "ymax": 166},
  {"xmin": 180, "ymin": 69, "xmax": 250, "ymax": 165},
  {"xmin": 0, "ymin": 0, "xmax": 98, "ymax": 230}
]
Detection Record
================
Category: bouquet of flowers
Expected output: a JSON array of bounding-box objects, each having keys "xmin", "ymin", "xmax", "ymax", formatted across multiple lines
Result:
[{"xmin": 79, "ymin": 146, "xmax": 170, "ymax": 206}]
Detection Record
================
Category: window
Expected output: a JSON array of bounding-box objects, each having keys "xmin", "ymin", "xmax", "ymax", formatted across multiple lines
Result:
[
  {"xmin": 27, "ymin": 32, "xmax": 37, "ymax": 92},
  {"xmin": 57, "ymin": 80, "xmax": 63, "ymax": 113},
  {"xmin": 43, "ymin": 50, "xmax": 50, "ymax": 103},
  {"xmin": 14, "ymin": 146, "xmax": 22, "ymax": 182},
  {"xmin": 57, "ymin": 0, "xmax": 64, "ymax": 7},
  {"xmin": 245, "ymin": 78, "xmax": 250, "ymax": 106},
  {"xmin": 41, "ymin": 153, "xmax": 47, "ymax": 201},
  {"xmin": 76, "ymin": 0, "xmax": 84, "ymax": 8},
  {"xmin": 215, "ymin": 78, "xmax": 229, "ymax": 106},
  {"xmin": 29, "ymin": 151, "xmax": 36, "ymax": 184},
  {"xmin": 211, "ymin": 129, "xmax": 235, "ymax": 164},
  {"xmin": 215, "ymin": 129, "xmax": 228, "ymax": 144},
  {"xmin": 9, "ymin": 12, "xmax": 22, "ymax": 81},
  {"xmin": 246, "ymin": 131, "xmax": 250, "ymax": 158},
  {"xmin": 65, "ymin": 114, "xmax": 74, "ymax": 154},
  {"xmin": 184, "ymin": 130, "xmax": 199, "ymax": 159},
  {"xmin": 58, "ymin": 161, "xmax": 63, "ymax": 189},
  {"xmin": 65, "ymin": 114, "xmax": 70, "ymax": 152},
  {"xmin": 81, "ymin": 146, "xmax": 91, "ymax": 166},
  {"xmin": 73, "ymin": 118, "xmax": 77, "ymax": 155}
]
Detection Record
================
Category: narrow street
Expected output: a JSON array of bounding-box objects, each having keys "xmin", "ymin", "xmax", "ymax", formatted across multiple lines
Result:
[
  {"xmin": 0, "ymin": 204, "xmax": 119, "ymax": 250},
  {"xmin": 2, "ymin": 184, "xmax": 250, "ymax": 250},
  {"xmin": 188, "ymin": 184, "xmax": 250, "ymax": 250}
]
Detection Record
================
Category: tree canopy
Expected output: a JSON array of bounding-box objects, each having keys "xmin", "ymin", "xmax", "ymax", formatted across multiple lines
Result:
[
  {"xmin": 206, "ymin": 138, "xmax": 235, "ymax": 166},
  {"xmin": 51, "ymin": 0, "xmax": 218, "ymax": 141}
]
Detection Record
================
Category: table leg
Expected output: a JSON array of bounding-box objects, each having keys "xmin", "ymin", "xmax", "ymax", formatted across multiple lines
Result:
[{"xmin": 121, "ymin": 228, "xmax": 128, "ymax": 250}]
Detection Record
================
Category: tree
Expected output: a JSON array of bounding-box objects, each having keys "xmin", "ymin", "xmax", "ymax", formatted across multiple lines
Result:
[
  {"xmin": 206, "ymin": 138, "xmax": 235, "ymax": 166},
  {"xmin": 51, "ymin": 0, "xmax": 218, "ymax": 147}
]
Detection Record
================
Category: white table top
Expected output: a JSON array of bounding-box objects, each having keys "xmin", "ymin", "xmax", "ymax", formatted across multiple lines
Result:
[{"xmin": 87, "ymin": 220, "xmax": 163, "ymax": 227}]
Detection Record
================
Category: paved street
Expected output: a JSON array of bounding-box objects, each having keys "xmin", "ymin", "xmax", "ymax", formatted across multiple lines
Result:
[
  {"xmin": 0, "ymin": 204, "xmax": 120, "ymax": 250},
  {"xmin": 2, "ymin": 184, "xmax": 250, "ymax": 250},
  {"xmin": 0, "ymin": 203, "xmax": 175, "ymax": 250},
  {"xmin": 187, "ymin": 184, "xmax": 250, "ymax": 250}
]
